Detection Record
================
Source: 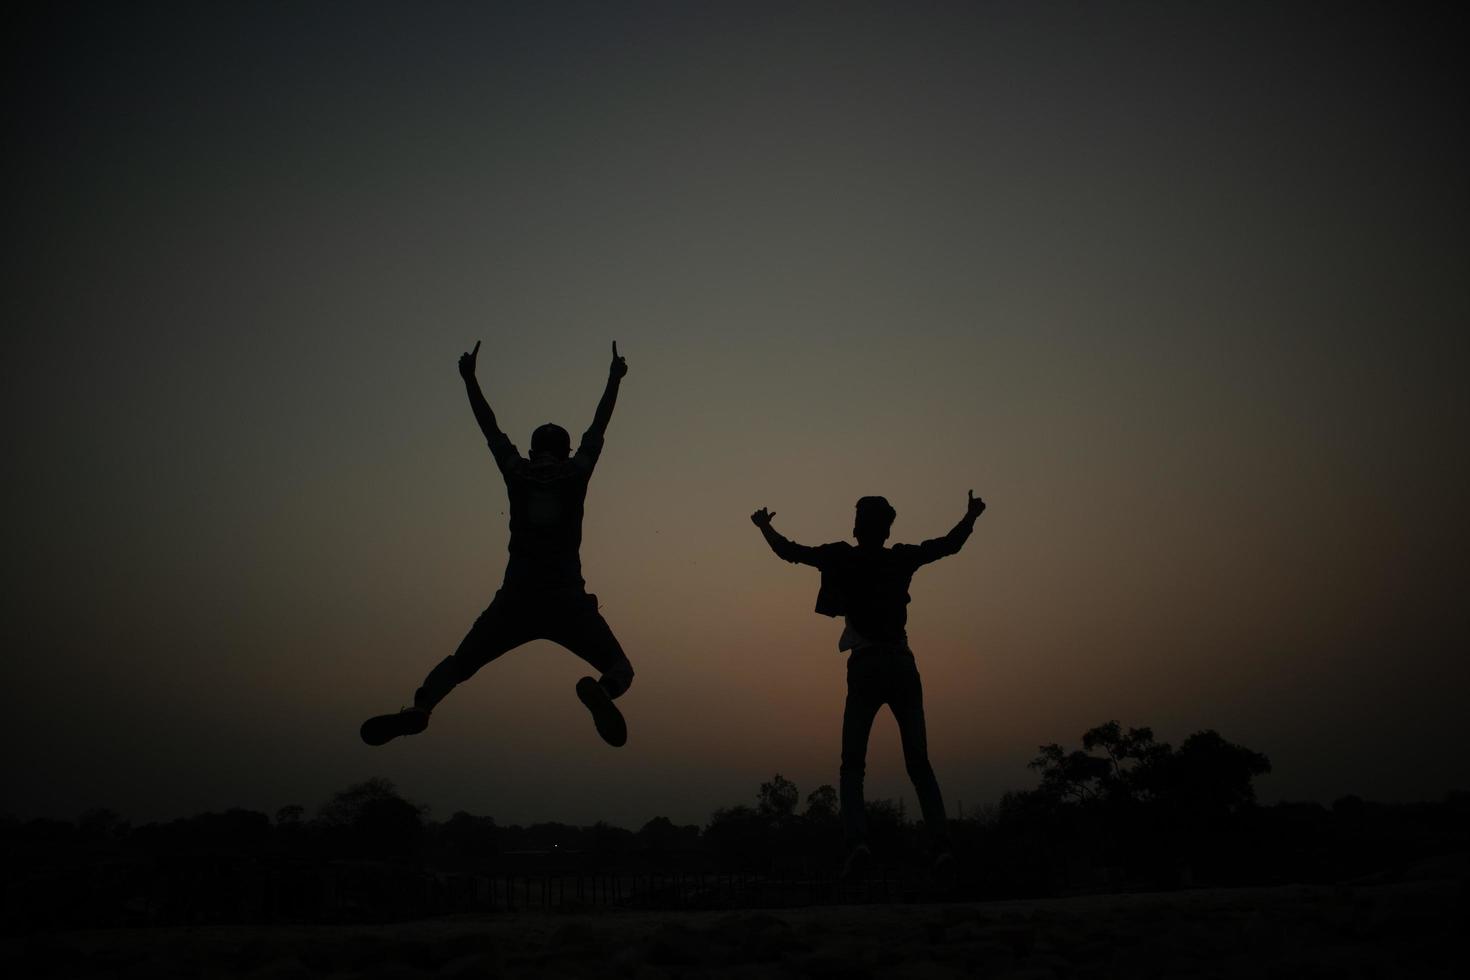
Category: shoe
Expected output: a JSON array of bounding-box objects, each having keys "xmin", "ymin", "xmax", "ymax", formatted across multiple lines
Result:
[
  {"xmin": 840, "ymin": 843, "xmax": 873, "ymax": 880},
  {"xmin": 576, "ymin": 677, "xmax": 627, "ymax": 747},
  {"xmin": 360, "ymin": 706, "xmax": 429, "ymax": 746}
]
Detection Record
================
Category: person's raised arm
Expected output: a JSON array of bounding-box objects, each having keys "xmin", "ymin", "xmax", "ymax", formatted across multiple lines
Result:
[
  {"xmin": 585, "ymin": 341, "xmax": 628, "ymax": 443},
  {"xmin": 912, "ymin": 489, "xmax": 986, "ymax": 565},
  {"xmin": 750, "ymin": 507, "xmax": 823, "ymax": 566},
  {"xmin": 459, "ymin": 340, "xmax": 514, "ymax": 460}
]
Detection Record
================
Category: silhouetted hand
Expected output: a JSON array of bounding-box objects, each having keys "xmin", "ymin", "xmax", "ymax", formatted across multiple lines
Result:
[
  {"xmin": 609, "ymin": 341, "xmax": 628, "ymax": 379},
  {"xmin": 751, "ymin": 507, "xmax": 776, "ymax": 528},
  {"xmin": 459, "ymin": 340, "xmax": 481, "ymax": 381},
  {"xmin": 966, "ymin": 490, "xmax": 986, "ymax": 521}
]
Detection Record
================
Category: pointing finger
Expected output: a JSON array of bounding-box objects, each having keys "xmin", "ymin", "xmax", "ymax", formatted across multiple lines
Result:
[{"xmin": 472, "ymin": 340, "xmax": 481, "ymax": 356}]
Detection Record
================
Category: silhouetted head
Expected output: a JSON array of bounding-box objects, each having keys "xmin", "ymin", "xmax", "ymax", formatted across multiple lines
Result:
[
  {"xmin": 530, "ymin": 423, "xmax": 571, "ymax": 461},
  {"xmin": 853, "ymin": 496, "xmax": 896, "ymax": 547}
]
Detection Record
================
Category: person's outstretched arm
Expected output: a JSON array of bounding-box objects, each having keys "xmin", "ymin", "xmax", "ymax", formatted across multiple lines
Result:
[
  {"xmin": 574, "ymin": 342, "xmax": 627, "ymax": 469},
  {"xmin": 588, "ymin": 342, "xmax": 628, "ymax": 438},
  {"xmin": 459, "ymin": 340, "xmax": 515, "ymax": 462},
  {"xmin": 751, "ymin": 507, "xmax": 823, "ymax": 565},
  {"xmin": 911, "ymin": 490, "xmax": 987, "ymax": 565}
]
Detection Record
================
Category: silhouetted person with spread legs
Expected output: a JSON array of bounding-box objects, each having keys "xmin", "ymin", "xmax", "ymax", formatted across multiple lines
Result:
[
  {"xmin": 751, "ymin": 491, "xmax": 985, "ymax": 874},
  {"xmin": 361, "ymin": 341, "xmax": 634, "ymax": 748}
]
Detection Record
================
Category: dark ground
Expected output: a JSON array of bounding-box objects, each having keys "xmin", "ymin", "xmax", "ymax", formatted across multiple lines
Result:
[{"xmin": 6, "ymin": 872, "xmax": 1464, "ymax": 979}]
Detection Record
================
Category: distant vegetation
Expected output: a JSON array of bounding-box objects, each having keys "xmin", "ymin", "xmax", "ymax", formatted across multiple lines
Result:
[{"xmin": 5, "ymin": 722, "xmax": 1466, "ymax": 930}]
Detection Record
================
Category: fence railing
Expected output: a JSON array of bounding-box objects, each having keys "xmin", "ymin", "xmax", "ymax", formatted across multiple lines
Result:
[
  {"xmin": 7, "ymin": 860, "xmax": 956, "ymax": 931},
  {"xmin": 414, "ymin": 866, "xmax": 939, "ymax": 915}
]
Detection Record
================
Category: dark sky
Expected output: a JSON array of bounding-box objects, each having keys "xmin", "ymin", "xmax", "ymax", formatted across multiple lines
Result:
[{"xmin": 4, "ymin": 1, "xmax": 1467, "ymax": 828}]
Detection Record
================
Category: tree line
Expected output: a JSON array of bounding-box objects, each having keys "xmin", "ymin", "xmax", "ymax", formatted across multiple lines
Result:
[{"xmin": 5, "ymin": 722, "xmax": 1466, "ymax": 930}]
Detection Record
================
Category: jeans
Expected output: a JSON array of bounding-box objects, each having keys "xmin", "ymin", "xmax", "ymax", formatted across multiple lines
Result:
[
  {"xmin": 839, "ymin": 648, "xmax": 949, "ymax": 850},
  {"xmin": 415, "ymin": 588, "xmax": 634, "ymax": 711}
]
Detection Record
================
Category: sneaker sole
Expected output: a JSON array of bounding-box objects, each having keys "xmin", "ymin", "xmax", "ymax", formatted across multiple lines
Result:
[
  {"xmin": 576, "ymin": 677, "xmax": 627, "ymax": 747},
  {"xmin": 360, "ymin": 710, "xmax": 427, "ymax": 746}
]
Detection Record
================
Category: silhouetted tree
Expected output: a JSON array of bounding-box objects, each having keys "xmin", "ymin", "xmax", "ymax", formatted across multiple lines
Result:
[
  {"xmin": 704, "ymin": 805, "xmax": 765, "ymax": 864},
  {"xmin": 863, "ymin": 798, "xmax": 907, "ymax": 851},
  {"xmin": 757, "ymin": 773, "xmax": 799, "ymax": 826},
  {"xmin": 1081, "ymin": 722, "xmax": 1174, "ymax": 799},
  {"xmin": 1023, "ymin": 721, "xmax": 1274, "ymax": 888},
  {"xmin": 1155, "ymin": 730, "xmax": 1271, "ymax": 812},
  {"xmin": 803, "ymin": 784, "xmax": 839, "ymax": 823},
  {"xmin": 635, "ymin": 816, "xmax": 699, "ymax": 860},
  {"xmin": 439, "ymin": 811, "xmax": 499, "ymax": 862},
  {"xmin": 76, "ymin": 807, "xmax": 129, "ymax": 842},
  {"xmin": 317, "ymin": 778, "xmax": 425, "ymax": 858},
  {"xmin": 1031, "ymin": 721, "xmax": 1258, "ymax": 810},
  {"xmin": 587, "ymin": 820, "xmax": 633, "ymax": 860},
  {"xmin": 1029, "ymin": 743, "xmax": 1112, "ymax": 803}
]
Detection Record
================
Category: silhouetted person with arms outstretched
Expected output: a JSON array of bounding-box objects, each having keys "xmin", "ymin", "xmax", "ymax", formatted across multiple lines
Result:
[
  {"xmin": 362, "ymin": 341, "xmax": 634, "ymax": 748},
  {"xmin": 751, "ymin": 491, "xmax": 985, "ymax": 873}
]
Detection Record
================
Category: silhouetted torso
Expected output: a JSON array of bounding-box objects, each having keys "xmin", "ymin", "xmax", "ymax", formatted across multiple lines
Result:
[
  {"xmin": 810, "ymin": 543, "xmax": 935, "ymax": 644},
  {"xmin": 491, "ymin": 432, "xmax": 603, "ymax": 590},
  {"xmin": 761, "ymin": 520, "xmax": 973, "ymax": 645}
]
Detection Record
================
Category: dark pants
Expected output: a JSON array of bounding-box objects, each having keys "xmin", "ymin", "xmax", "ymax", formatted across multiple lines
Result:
[
  {"xmin": 840, "ymin": 649, "xmax": 949, "ymax": 851},
  {"xmin": 415, "ymin": 589, "xmax": 634, "ymax": 711}
]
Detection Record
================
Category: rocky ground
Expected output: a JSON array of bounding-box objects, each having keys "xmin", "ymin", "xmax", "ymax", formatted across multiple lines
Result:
[{"xmin": 6, "ymin": 877, "xmax": 1464, "ymax": 979}]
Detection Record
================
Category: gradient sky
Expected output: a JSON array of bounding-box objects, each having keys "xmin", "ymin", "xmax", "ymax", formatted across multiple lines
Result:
[{"xmin": 4, "ymin": 2, "xmax": 1467, "ymax": 828}]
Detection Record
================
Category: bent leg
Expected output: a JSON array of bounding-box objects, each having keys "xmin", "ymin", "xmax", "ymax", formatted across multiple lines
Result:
[
  {"xmin": 839, "ymin": 668, "xmax": 884, "ymax": 847},
  {"xmin": 414, "ymin": 593, "xmax": 533, "ymax": 711},
  {"xmin": 547, "ymin": 593, "xmax": 634, "ymax": 698},
  {"xmin": 890, "ymin": 662, "xmax": 950, "ymax": 850},
  {"xmin": 545, "ymin": 593, "xmax": 632, "ymax": 747}
]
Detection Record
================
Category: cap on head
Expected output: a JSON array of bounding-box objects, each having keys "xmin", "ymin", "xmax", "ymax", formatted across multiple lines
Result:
[
  {"xmin": 854, "ymin": 495, "xmax": 896, "ymax": 542},
  {"xmin": 530, "ymin": 423, "xmax": 571, "ymax": 460}
]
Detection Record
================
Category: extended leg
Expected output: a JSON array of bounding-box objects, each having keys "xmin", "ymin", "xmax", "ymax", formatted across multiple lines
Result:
[
  {"xmin": 889, "ymin": 662, "xmax": 950, "ymax": 853},
  {"xmin": 414, "ymin": 593, "xmax": 533, "ymax": 712},
  {"xmin": 839, "ymin": 669, "xmax": 884, "ymax": 848},
  {"xmin": 361, "ymin": 594, "xmax": 529, "ymax": 746}
]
